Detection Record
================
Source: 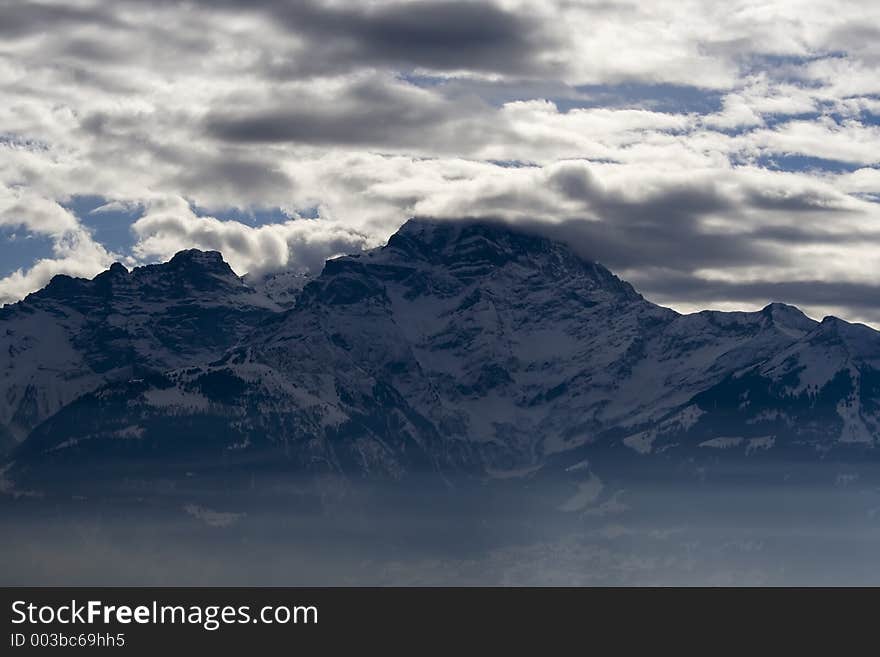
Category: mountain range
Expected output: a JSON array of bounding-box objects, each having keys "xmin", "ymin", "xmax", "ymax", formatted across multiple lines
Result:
[{"xmin": 4, "ymin": 218, "xmax": 880, "ymax": 488}]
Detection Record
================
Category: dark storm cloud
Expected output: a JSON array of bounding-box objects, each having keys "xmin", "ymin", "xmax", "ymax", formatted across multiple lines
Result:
[
  {"xmin": 56, "ymin": 38, "xmax": 128, "ymax": 63},
  {"xmin": 123, "ymin": 0, "xmax": 549, "ymax": 78},
  {"xmin": 174, "ymin": 157, "xmax": 295, "ymax": 200},
  {"xmin": 537, "ymin": 214, "xmax": 777, "ymax": 275},
  {"xmin": 537, "ymin": 164, "xmax": 879, "ymax": 279},
  {"xmin": 204, "ymin": 77, "xmax": 492, "ymax": 147},
  {"xmin": 0, "ymin": 1, "xmax": 120, "ymax": 37},
  {"xmin": 542, "ymin": 166, "xmax": 776, "ymax": 271},
  {"xmin": 630, "ymin": 271, "xmax": 880, "ymax": 314},
  {"xmin": 239, "ymin": 0, "xmax": 549, "ymax": 77},
  {"xmin": 749, "ymin": 225, "xmax": 876, "ymax": 244}
]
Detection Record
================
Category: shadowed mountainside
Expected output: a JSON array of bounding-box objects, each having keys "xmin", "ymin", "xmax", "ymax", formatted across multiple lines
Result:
[{"xmin": 5, "ymin": 218, "xmax": 880, "ymax": 488}]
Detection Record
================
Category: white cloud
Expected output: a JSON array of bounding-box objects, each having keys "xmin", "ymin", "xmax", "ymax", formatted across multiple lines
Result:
[
  {"xmin": 743, "ymin": 118, "xmax": 880, "ymax": 165},
  {"xmin": 0, "ymin": 190, "xmax": 117, "ymax": 304},
  {"xmin": 131, "ymin": 196, "xmax": 372, "ymax": 277}
]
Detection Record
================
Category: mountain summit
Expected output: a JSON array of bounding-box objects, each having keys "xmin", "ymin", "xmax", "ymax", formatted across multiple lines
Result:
[
  {"xmin": 5, "ymin": 218, "xmax": 880, "ymax": 486},
  {"xmin": 0, "ymin": 250, "xmax": 278, "ymax": 449}
]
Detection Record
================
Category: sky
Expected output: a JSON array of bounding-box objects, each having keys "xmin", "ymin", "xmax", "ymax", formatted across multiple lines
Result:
[{"xmin": 1, "ymin": 1, "xmax": 880, "ymax": 324}]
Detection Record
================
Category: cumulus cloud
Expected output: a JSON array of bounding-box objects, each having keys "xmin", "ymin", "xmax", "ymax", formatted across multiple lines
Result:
[
  {"xmin": 0, "ymin": 190, "xmax": 117, "ymax": 304},
  {"xmin": 131, "ymin": 197, "xmax": 372, "ymax": 277},
  {"xmin": 745, "ymin": 118, "xmax": 880, "ymax": 166}
]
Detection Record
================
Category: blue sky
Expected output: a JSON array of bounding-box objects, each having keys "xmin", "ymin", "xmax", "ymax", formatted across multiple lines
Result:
[{"xmin": 1, "ymin": 1, "xmax": 880, "ymax": 323}]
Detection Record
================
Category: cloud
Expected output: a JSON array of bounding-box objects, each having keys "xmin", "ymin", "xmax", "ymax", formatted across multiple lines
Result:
[
  {"xmin": 2, "ymin": 0, "xmax": 880, "ymax": 325},
  {"xmin": 0, "ymin": 1, "xmax": 120, "ymax": 38},
  {"xmin": 204, "ymin": 74, "xmax": 494, "ymax": 150},
  {"xmin": 630, "ymin": 269, "xmax": 880, "ymax": 326},
  {"xmin": 247, "ymin": 0, "xmax": 554, "ymax": 78},
  {"xmin": 172, "ymin": 155, "xmax": 296, "ymax": 206},
  {"xmin": 745, "ymin": 118, "xmax": 880, "ymax": 166},
  {"xmin": 0, "ymin": 191, "xmax": 116, "ymax": 305},
  {"xmin": 410, "ymin": 160, "xmax": 860, "ymax": 275},
  {"xmin": 131, "ymin": 197, "xmax": 372, "ymax": 277}
]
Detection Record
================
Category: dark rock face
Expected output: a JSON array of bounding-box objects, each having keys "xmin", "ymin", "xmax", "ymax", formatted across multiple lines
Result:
[{"xmin": 6, "ymin": 218, "xmax": 880, "ymax": 487}]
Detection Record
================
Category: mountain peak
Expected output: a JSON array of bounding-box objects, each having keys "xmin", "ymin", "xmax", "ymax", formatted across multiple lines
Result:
[
  {"xmin": 298, "ymin": 217, "xmax": 645, "ymax": 310},
  {"xmin": 161, "ymin": 249, "xmax": 240, "ymax": 284},
  {"xmin": 22, "ymin": 250, "xmax": 243, "ymax": 312},
  {"xmin": 760, "ymin": 302, "xmax": 817, "ymax": 333},
  {"xmin": 817, "ymin": 315, "xmax": 875, "ymax": 337},
  {"xmin": 380, "ymin": 218, "xmax": 641, "ymax": 298},
  {"xmin": 817, "ymin": 316, "xmax": 856, "ymax": 334},
  {"xmin": 806, "ymin": 315, "xmax": 880, "ymax": 361},
  {"xmin": 762, "ymin": 302, "xmax": 799, "ymax": 314},
  {"xmin": 92, "ymin": 261, "xmax": 129, "ymax": 285},
  {"xmin": 388, "ymin": 217, "xmax": 554, "ymax": 259},
  {"xmin": 168, "ymin": 248, "xmax": 227, "ymax": 268},
  {"xmin": 385, "ymin": 218, "xmax": 503, "ymax": 263}
]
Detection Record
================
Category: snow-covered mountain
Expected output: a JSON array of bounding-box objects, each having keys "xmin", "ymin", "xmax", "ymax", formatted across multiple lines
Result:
[
  {"xmin": 6, "ymin": 218, "xmax": 880, "ymax": 484},
  {"xmin": 0, "ymin": 250, "xmax": 280, "ymax": 451},
  {"xmin": 244, "ymin": 269, "xmax": 312, "ymax": 309},
  {"xmin": 643, "ymin": 315, "xmax": 880, "ymax": 455}
]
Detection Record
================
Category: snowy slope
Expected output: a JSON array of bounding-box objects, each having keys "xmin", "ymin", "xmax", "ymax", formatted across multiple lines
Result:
[
  {"xmin": 244, "ymin": 270, "xmax": 311, "ymax": 309},
  {"xmin": 638, "ymin": 315, "xmax": 880, "ymax": 455},
  {"xmin": 0, "ymin": 250, "xmax": 280, "ymax": 450}
]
